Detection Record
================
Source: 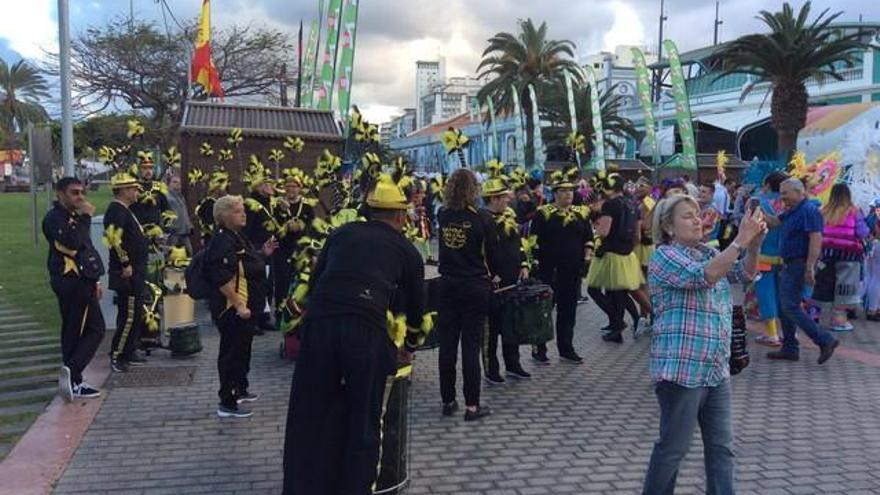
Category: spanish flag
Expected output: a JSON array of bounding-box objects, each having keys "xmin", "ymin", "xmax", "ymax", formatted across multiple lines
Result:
[{"xmin": 190, "ymin": 0, "xmax": 224, "ymax": 98}]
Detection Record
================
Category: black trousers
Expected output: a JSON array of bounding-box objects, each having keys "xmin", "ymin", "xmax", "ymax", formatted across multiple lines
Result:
[
  {"xmin": 273, "ymin": 249, "xmax": 294, "ymax": 320},
  {"xmin": 215, "ymin": 311, "xmax": 255, "ymax": 408},
  {"xmin": 51, "ymin": 276, "xmax": 105, "ymax": 384},
  {"xmin": 283, "ymin": 316, "xmax": 397, "ymax": 495},
  {"xmin": 482, "ymin": 290, "xmax": 521, "ymax": 375},
  {"xmin": 588, "ymin": 287, "xmax": 628, "ymax": 332},
  {"xmin": 437, "ymin": 277, "xmax": 490, "ymax": 407},
  {"xmin": 111, "ymin": 277, "xmax": 145, "ymax": 361},
  {"xmin": 536, "ymin": 265, "xmax": 580, "ymax": 356}
]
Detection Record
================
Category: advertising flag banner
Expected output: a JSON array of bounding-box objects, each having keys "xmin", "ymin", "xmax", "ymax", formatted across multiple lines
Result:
[{"xmin": 663, "ymin": 39, "xmax": 698, "ymax": 170}]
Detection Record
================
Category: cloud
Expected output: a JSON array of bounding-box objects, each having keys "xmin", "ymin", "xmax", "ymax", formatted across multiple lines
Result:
[
  {"xmin": 2, "ymin": 0, "xmax": 878, "ymax": 123},
  {"xmin": 2, "ymin": 0, "xmax": 57, "ymax": 60}
]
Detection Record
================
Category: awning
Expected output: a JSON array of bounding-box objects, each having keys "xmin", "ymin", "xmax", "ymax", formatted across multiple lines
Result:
[
  {"xmin": 695, "ymin": 109, "xmax": 770, "ymax": 133},
  {"xmin": 640, "ymin": 109, "xmax": 771, "ymax": 158}
]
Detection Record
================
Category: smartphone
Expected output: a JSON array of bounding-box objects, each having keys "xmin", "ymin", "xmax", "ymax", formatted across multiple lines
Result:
[{"xmin": 747, "ymin": 197, "xmax": 761, "ymax": 212}]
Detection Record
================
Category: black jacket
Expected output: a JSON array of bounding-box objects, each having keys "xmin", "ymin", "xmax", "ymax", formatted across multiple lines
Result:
[
  {"xmin": 204, "ymin": 228, "xmax": 268, "ymax": 319},
  {"xmin": 484, "ymin": 208, "xmax": 525, "ymax": 285},
  {"xmin": 531, "ymin": 205, "xmax": 593, "ymax": 271},
  {"xmin": 276, "ymin": 199, "xmax": 315, "ymax": 259},
  {"xmin": 130, "ymin": 180, "xmax": 171, "ymax": 228},
  {"xmin": 437, "ymin": 206, "xmax": 495, "ymax": 280},
  {"xmin": 42, "ymin": 202, "xmax": 99, "ymax": 281},
  {"xmin": 104, "ymin": 200, "xmax": 148, "ymax": 291},
  {"xmin": 243, "ymin": 192, "xmax": 278, "ymax": 249},
  {"xmin": 306, "ymin": 221, "xmax": 425, "ymax": 338}
]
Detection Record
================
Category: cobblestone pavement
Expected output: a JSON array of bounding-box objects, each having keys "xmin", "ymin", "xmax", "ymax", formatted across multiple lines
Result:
[{"xmin": 50, "ymin": 301, "xmax": 880, "ymax": 495}]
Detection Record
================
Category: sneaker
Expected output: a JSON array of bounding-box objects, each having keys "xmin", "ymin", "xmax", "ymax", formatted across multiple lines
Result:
[
  {"xmin": 831, "ymin": 322, "xmax": 854, "ymax": 332},
  {"xmin": 217, "ymin": 405, "xmax": 253, "ymax": 418},
  {"xmin": 847, "ymin": 309, "xmax": 857, "ymax": 320},
  {"xmin": 767, "ymin": 350, "xmax": 799, "ymax": 362},
  {"xmin": 531, "ymin": 351, "xmax": 550, "ymax": 365},
  {"xmin": 818, "ymin": 339, "xmax": 839, "ymax": 365},
  {"xmin": 506, "ymin": 367, "xmax": 532, "ymax": 379},
  {"xmin": 441, "ymin": 400, "xmax": 459, "ymax": 417},
  {"xmin": 602, "ymin": 332, "xmax": 624, "ymax": 344},
  {"xmin": 559, "ymin": 352, "xmax": 584, "ymax": 364},
  {"xmin": 755, "ymin": 334, "xmax": 782, "ymax": 347},
  {"xmin": 237, "ymin": 392, "xmax": 260, "ymax": 403},
  {"xmin": 464, "ymin": 405, "xmax": 492, "ymax": 422},
  {"xmin": 72, "ymin": 382, "xmax": 101, "ymax": 399},
  {"xmin": 59, "ymin": 366, "xmax": 73, "ymax": 403},
  {"xmin": 110, "ymin": 359, "xmax": 129, "ymax": 373},
  {"xmin": 127, "ymin": 353, "xmax": 147, "ymax": 366},
  {"xmin": 633, "ymin": 320, "xmax": 652, "ymax": 339},
  {"xmin": 484, "ymin": 373, "xmax": 505, "ymax": 385}
]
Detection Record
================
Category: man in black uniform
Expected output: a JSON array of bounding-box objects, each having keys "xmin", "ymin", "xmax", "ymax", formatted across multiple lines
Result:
[
  {"xmin": 273, "ymin": 168, "xmax": 315, "ymax": 322},
  {"xmin": 481, "ymin": 177, "xmax": 531, "ymax": 383},
  {"xmin": 43, "ymin": 177, "xmax": 106, "ymax": 401},
  {"xmin": 195, "ymin": 168, "xmax": 229, "ymax": 245},
  {"xmin": 104, "ymin": 171, "xmax": 150, "ymax": 372},
  {"xmin": 243, "ymin": 166, "xmax": 280, "ymax": 332},
  {"xmin": 130, "ymin": 154, "xmax": 174, "ymax": 244},
  {"xmin": 283, "ymin": 177, "xmax": 426, "ymax": 495},
  {"xmin": 530, "ymin": 168, "xmax": 593, "ymax": 364}
]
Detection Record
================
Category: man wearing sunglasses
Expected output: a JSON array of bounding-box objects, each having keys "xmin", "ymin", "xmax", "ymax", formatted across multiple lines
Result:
[{"xmin": 42, "ymin": 177, "xmax": 106, "ymax": 401}]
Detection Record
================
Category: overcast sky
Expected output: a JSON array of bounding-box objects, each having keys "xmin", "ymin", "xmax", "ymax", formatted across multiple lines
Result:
[{"xmin": 1, "ymin": 0, "xmax": 879, "ymax": 123}]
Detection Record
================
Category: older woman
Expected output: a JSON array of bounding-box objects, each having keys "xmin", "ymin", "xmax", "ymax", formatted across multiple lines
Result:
[
  {"xmin": 206, "ymin": 195, "xmax": 277, "ymax": 418},
  {"xmin": 642, "ymin": 194, "xmax": 765, "ymax": 495}
]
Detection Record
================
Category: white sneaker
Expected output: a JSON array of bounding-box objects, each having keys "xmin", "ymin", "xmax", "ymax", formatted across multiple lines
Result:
[
  {"xmin": 831, "ymin": 322, "xmax": 854, "ymax": 332},
  {"xmin": 59, "ymin": 366, "xmax": 73, "ymax": 402}
]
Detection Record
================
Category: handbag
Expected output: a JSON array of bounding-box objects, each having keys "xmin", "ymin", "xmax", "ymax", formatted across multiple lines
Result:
[{"xmin": 730, "ymin": 305, "xmax": 750, "ymax": 375}]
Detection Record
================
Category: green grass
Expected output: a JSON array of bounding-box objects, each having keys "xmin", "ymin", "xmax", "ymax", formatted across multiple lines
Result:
[
  {"xmin": 0, "ymin": 187, "xmax": 112, "ymax": 331},
  {"xmin": 0, "ymin": 411, "xmax": 40, "ymax": 428}
]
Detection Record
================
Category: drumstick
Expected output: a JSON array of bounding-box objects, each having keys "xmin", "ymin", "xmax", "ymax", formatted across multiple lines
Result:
[{"xmin": 494, "ymin": 284, "xmax": 517, "ymax": 294}]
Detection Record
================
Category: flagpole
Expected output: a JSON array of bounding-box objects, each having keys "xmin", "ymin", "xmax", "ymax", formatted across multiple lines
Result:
[
  {"xmin": 311, "ymin": 0, "xmax": 325, "ymax": 107},
  {"xmin": 58, "ymin": 0, "xmax": 74, "ymax": 176},
  {"xmin": 328, "ymin": 0, "xmax": 344, "ymax": 111},
  {"xmin": 296, "ymin": 20, "xmax": 304, "ymax": 107}
]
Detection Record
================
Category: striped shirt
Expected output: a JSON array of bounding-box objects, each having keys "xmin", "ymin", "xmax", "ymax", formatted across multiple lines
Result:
[{"xmin": 648, "ymin": 243, "xmax": 747, "ymax": 388}]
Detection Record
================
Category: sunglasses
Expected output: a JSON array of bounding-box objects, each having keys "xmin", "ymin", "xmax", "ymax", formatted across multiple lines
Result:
[{"xmin": 68, "ymin": 189, "xmax": 86, "ymax": 196}]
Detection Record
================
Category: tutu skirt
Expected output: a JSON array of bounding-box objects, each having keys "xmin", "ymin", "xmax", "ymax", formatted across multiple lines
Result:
[
  {"xmin": 586, "ymin": 252, "xmax": 642, "ymax": 291},
  {"xmin": 634, "ymin": 243, "xmax": 655, "ymax": 268}
]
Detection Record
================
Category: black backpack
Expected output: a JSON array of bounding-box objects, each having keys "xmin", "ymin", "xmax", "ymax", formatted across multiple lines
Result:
[{"xmin": 184, "ymin": 248, "xmax": 212, "ymax": 300}]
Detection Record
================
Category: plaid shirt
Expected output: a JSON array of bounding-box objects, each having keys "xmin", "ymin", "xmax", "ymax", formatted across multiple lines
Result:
[{"xmin": 648, "ymin": 243, "xmax": 747, "ymax": 388}]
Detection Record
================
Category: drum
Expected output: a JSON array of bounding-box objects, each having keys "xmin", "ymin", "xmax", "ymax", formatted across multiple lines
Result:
[
  {"xmin": 169, "ymin": 324, "xmax": 202, "ymax": 357},
  {"xmin": 163, "ymin": 293, "xmax": 196, "ymax": 329},
  {"xmin": 499, "ymin": 282, "xmax": 555, "ymax": 346},
  {"xmin": 164, "ymin": 267, "xmax": 187, "ymax": 293},
  {"xmin": 419, "ymin": 268, "xmax": 441, "ymax": 350},
  {"xmin": 374, "ymin": 370, "xmax": 411, "ymax": 494}
]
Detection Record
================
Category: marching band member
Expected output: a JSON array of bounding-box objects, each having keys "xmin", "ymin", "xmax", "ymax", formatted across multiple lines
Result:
[
  {"xmin": 283, "ymin": 176, "xmax": 426, "ymax": 494},
  {"xmin": 530, "ymin": 166, "xmax": 593, "ymax": 364},
  {"xmin": 437, "ymin": 168, "xmax": 494, "ymax": 420},
  {"xmin": 481, "ymin": 174, "xmax": 531, "ymax": 382},
  {"xmin": 243, "ymin": 160, "xmax": 282, "ymax": 333},
  {"xmin": 103, "ymin": 170, "xmax": 149, "ymax": 372}
]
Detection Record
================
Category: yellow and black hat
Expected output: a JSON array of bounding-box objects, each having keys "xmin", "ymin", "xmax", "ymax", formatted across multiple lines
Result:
[
  {"xmin": 549, "ymin": 166, "xmax": 579, "ymax": 190},
  {"xmin": 110, "ymin": 171, "xmax": 139, "ymax": 190},
  {"xmin": 367, "ymin": 174, "xmax": 409, "ymax": 210},
  {"xmin": 481, "ymin": 177, "xmax": 510, "ymax": 197}
]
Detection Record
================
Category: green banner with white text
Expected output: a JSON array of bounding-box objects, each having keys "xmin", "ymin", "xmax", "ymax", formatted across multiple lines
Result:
[
  {"xmin": 335, "ymin": 0, "xmax": 360, "ymax": 120},
  {"xmin": 663, "ymin": 39, "xmax": 697, "ymax": 170},
  {"xmin": 315, "ymin": 0, "xmax": 343, "ymax": 110},
  {"xmin": 631, "ymin": 47, "xmax": 659, "ymax": 164}
]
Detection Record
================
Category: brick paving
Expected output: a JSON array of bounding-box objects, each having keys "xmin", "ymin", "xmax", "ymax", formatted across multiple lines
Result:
[{"xmin": 49, "ymin": 301, "xmax": 880, "ymax": 495}]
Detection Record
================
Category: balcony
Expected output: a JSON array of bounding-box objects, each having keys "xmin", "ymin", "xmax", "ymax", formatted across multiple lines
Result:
[{"xmin": 685, "ymin": 66, "xmax": 865, "ymax": 97}]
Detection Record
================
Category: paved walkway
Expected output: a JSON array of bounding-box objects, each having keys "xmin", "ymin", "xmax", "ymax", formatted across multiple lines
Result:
[
  {"xmin": 0, "ymin": 303, "xmax": 59, "ymax": 460},
  {"xmin": 42, "ymin": 302, "xmax": 880, "ymax": 494}
]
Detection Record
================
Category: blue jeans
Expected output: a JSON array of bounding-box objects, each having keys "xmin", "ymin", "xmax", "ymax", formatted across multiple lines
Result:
[
  {"xmin": 642, "ymin": 380, "xmax": 735, "ymax": 495},
  {"xmin": 778, "ymin": 258, "xmax": 834, "ymax": 355}
]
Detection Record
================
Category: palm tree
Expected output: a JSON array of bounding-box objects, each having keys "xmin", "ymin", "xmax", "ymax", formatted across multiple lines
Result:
[
  {"xmin": 715, "ymin": 1, "xmax": 867, "ymax": 160},
  {"xmin": 541, "ymin": 82, "xmax": 639, "ymax": 163},
  {"xmin": 0, "ymin": 57, "xmax": 50, "ymax": 141},
  {"xmin": 476, "ymin": 19, "xmax": 580, "ymax": 167}
]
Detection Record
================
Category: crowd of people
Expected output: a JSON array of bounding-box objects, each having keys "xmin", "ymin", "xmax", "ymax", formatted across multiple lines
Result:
[{"xmin": 42, "ymin": 144, "xmax": 880, "ymax": 494}]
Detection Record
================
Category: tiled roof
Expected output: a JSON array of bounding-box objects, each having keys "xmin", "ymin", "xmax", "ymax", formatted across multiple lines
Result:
[
  {"xmin": 179, "ymin": 101, "xmax": 343, "ymax": 140},
  {"xmin": 410, "ymin": 112, "xmax": 476, "ymax": 138}
]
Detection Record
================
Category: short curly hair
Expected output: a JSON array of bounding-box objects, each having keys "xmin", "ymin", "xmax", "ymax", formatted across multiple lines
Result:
[{"xmin": 444, "ymin": 169, "xmax": 479, "ymax": 211}]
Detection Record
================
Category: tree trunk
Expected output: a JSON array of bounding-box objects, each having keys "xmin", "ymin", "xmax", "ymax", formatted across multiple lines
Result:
[
  {"xmin": 523, "ymin": 88, "xmax": 534, "ymax": 169},
  {"xmin": 770, "ymin": 80, "xmax": 808, "ymax": 165}
]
